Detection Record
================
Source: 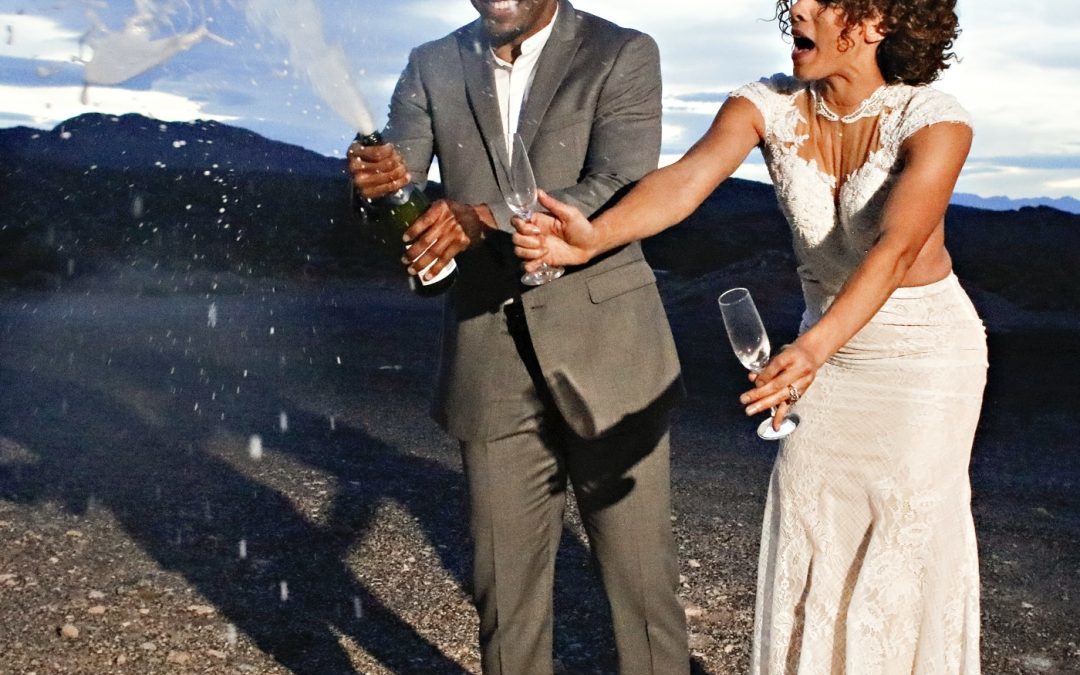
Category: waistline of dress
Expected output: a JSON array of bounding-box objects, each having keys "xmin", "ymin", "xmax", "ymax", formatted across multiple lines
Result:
[{"xmin": 801, "ymin": 272, "xmax": 974, "ymax": 330}]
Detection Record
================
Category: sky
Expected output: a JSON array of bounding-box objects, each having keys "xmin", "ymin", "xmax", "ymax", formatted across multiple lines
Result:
[{"xmin": 0, "ymin": 0, "xmax": 1078, "ymax": 200}]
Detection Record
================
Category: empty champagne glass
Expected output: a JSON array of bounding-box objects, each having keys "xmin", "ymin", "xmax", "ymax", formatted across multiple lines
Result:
[
  {"xmin": 718, "ymin": 287, "xmax": 799, "ymax": 440},
  {"xmin": 506, "ymin": 133, "xmax": 564, "ymax": 286}
]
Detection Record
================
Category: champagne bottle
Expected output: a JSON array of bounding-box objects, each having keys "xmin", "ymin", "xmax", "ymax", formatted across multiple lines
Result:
[{"xmin": 354, "ymin": 131, "xmax": 457, "ymax": 297}]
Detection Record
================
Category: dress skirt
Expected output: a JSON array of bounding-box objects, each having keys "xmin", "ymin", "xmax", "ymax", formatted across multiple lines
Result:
[{"xmin": 751, "ymin": 274, "xmax": 988, "ymax": 674}]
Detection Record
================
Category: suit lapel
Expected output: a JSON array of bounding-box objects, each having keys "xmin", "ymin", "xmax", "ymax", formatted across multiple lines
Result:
[
  {"xmin": 458, "ymin": 1, "xmax": 582, "ymax": 180},
  {"xmin": 459, "ymin": 22, "xmax": 512, "ymax": 189},
  {"xmin": 516, "ymin": 0, "xmax": 582, "ymax": 152}
]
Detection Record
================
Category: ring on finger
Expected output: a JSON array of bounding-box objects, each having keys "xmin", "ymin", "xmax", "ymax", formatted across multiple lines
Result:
[{"xmin": 787, "ymin": 384, "xmax": 801, "ymax": 403}]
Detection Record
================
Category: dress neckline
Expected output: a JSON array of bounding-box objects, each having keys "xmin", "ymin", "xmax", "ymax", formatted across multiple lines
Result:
[{"xmin": 811, "ymin": 82, "xmax": 890, "ymax": 124}]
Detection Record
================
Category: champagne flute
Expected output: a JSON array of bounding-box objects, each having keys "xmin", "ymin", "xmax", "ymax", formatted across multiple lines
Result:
[
  {"xmin": 506, "ymin": 133, "xmax": 564, "ymax": 286},
  {"xmin": 717, "ymin": 287, "xmax": 799, "ymax": 440}
]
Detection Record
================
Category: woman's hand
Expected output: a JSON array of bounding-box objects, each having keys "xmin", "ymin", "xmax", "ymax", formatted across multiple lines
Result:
[
  {"xmin": 741, "ymin": 341, "xmax": 821, "ymax": 432},
  {"xmin": 512, "ymin": 190, "xmax": 601, "ymax": 269}
]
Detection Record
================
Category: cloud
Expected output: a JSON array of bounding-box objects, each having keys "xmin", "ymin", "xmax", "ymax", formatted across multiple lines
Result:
[
  {"xmin": 0, "ymin": 12, "xmax": 84, "ymax": 63},
  {"xmin": 0, "ymin": 82, "xmax": 236, "ymax": 126}
]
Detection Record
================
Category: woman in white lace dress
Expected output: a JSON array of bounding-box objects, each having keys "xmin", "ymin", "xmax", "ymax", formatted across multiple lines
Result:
[{"xmin": 510, "ymin": 0, "xmax": 986, "ymax": 672}]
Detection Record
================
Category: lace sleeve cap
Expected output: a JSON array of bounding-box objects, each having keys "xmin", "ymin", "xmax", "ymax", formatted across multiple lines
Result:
[
  {"xmin": 729, "ymin": 74, "xmax": 800, "ymax": 135},
  {"xmin": 897, "ymin": 87, "xmax": 973, "ymax": 142}
]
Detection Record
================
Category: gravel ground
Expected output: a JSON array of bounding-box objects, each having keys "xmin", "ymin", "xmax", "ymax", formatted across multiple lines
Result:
[{"xmin": 0, "ymin": 267, "xmax": 1077, "ymax": 674}]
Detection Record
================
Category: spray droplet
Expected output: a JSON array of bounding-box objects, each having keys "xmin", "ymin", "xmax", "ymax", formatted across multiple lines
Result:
[
  {"xmin": 278, "ymin": 412, "xmax": 288, "ymax": 433},
  {"xmin": 248, "ymin": 435, "xmax": 263, "ymax": 460}
]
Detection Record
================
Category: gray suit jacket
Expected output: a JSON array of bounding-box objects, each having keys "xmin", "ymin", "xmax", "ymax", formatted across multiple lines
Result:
[{"xmin": 384, "ymin": 0, "xmax": 682, "ymax": 440}]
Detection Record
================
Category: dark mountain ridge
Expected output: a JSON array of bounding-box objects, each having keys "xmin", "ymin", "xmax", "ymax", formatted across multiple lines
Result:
[
  {"xmin": 1, "ymin": 113, "xmax": 1077, "ymax": 312},
  {"xmin": 0, "ymin": 113, "xmax": 346, "ymax": 177}
]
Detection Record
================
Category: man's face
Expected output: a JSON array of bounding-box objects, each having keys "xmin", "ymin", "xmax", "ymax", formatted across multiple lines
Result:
[{"xmin": 470, "ymin": 0, "xmax": 557, "ymax": 45}]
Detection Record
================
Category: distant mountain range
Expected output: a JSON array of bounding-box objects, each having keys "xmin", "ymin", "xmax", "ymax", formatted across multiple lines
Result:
[
  {"xmin": 1, "ymin": 113, "xmax": 1077, "ymax": 314},
  {"xmin": 951, "ymin": 192, "xmax": 1080, "ymax": 215}
]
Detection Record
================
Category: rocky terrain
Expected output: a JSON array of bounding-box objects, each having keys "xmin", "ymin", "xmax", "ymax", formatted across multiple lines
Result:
[{"xmin": 0, "ymin": 260, "xmax": 1076, "ymax": 674}]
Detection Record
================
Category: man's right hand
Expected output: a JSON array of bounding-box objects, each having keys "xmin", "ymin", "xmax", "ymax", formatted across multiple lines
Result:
[{"xmin": 346, "ymin": 139, "xmax": 411, "ymax": 201}]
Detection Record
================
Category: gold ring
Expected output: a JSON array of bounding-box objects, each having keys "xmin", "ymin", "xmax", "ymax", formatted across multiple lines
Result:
[{"xmin": 787, "ymin": 384, "xmax": 801, "ymax": 403}]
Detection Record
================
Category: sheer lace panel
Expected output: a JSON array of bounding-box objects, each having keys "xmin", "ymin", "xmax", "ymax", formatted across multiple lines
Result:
[{"xmin": 791, "ymin": 89, "xmax": 886, "ymax": 202}]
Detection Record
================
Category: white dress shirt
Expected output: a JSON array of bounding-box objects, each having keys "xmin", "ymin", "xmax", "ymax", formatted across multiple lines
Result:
[{"xmin": 490, "ymin": 5, "xmax": 558, "ymax": 160}]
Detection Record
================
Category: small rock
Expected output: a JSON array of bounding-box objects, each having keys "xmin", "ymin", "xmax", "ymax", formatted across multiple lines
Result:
[
  {"xmin": 87, "ymin": 606, "xmax": 107, "ymax": 615},
  {"xmin": 59, "ymin": 624, "xmax": 79, "ymax": 639},
  {"xmin": 65, "ymin": 530, "xmax": 83, "ymax": 538},
  {"xmin": 188, "ymin": 604, "xmax": 216, "ymax": 616},
  {"xmin": 115, "ymin": 655, "xmax": 127, "ymax": 665},
  {"xmin": 140, "ymin": 641, "xmax": 157, "ymax": 651},
  {"xmin": 684, "ymin": 605, "xmax": 705, "ymax": 625},
  {"xmin": 207, "ymin": 649, "xmax": 227, "ymax": 659},
  {"xmin": 1017, "ymin": 654, "xmax": 1055, "ymax": 672},
  {"xmin": 88, "ymin": 590, "xmax": 106, "ymax": 600},
  {"xmin": 724, "ymin": 643, "xmax": 736, "ymax": 654},
  {"xmin": 706, "ymin": 607, "xmax": 736, "ymax": 625},
  {"xmin": 688, "ymin": 632, "xmax": 715, "ymax": 650},
  {"xmin": 687, "ymin": 559, "xmax": 702, "ymax": 569},
  {"xmin": 166, "ymin": 650, "xmax": 191, "ymax": 664}
]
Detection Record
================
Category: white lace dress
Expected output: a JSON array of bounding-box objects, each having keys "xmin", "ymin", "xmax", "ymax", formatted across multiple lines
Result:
[{"xmin": 731, "ymin": 75, "xmax": 988, "ymax": 674}]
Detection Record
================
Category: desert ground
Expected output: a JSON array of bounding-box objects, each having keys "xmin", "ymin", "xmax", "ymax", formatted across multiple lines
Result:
[{"xmin": 0, "ymin": 262, "xmax": 1077, "ymax": 674}]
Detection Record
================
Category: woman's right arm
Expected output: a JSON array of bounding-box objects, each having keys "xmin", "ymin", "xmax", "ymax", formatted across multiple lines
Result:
[{"xmin": 514, "ymin": 95, "xmax": 764, "ymax": 268}]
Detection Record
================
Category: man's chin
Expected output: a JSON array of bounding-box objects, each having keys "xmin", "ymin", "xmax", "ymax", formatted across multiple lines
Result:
[{"xmin": 482, "ymin": 21, "xmax": 525, "ymax": 44}]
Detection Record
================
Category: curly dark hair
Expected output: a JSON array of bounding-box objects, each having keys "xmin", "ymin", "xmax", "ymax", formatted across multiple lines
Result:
[{"xmin": 774, "ymin": 0, "xmax": 960, "ymax": 85}]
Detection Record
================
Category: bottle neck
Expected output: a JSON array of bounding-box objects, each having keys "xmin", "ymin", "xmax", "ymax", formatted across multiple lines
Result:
[{"xmin": 357, "ymin": 130, "xmax": 383, "ymax": 147}]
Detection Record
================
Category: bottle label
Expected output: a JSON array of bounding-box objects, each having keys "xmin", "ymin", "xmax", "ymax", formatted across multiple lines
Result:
[{"xmin": 416, "ymin": 257, "xmax": 457, "ymax": 286}]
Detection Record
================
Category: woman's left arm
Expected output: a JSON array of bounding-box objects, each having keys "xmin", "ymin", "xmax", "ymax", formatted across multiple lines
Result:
[{"xmin": 745, "ymin": 121, "xmax": 973, "ymax": 426}]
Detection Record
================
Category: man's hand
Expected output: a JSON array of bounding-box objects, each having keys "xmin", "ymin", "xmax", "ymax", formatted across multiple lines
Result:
[
  {"xmin": 346, "ymin": 139, "xmax": 410, "ymax": 201},
  {"xmin": 402, "ymin": 200, "xmax": 495, "ymax": 281}
]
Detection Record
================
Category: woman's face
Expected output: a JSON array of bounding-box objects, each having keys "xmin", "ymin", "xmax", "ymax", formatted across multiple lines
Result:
[{"xmin": 787, "ymin": 0, "xmax": 881, "ymax": 81}]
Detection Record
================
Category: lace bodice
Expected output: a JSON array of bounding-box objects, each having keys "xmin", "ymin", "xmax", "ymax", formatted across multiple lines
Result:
[{"xmin": 731, "ymin": 74, "xmax": 971, "ymax": 323}]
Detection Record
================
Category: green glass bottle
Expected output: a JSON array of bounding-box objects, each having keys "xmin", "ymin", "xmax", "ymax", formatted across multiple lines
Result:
[{"xmin": 354, "ymin": 131, "xmax": 457, "ymax": 297}]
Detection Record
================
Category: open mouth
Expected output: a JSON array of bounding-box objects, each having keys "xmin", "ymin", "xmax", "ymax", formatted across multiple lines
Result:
[{"xmin": 793, "ymin": 33, "xmax": 816, "ymax": 54}]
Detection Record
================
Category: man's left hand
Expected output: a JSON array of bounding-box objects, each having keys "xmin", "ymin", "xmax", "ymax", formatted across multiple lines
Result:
[{"xmin": 403, "ymin": 200, "xmax": 494, "ymax": 280}]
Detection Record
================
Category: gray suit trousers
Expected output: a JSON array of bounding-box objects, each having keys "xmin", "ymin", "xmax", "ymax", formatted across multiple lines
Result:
[{"xmin": 460, "ymin": 302, "xmax": 689, "ymax": 675}]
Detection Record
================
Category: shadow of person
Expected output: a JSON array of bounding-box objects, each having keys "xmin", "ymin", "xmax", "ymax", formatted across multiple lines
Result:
[
  {"xmin": 0, "ymin": 282, "xmax": 713, "ymax": 674},
  {"xmin": 0, "ymin": 362, "xmax": 471, "ymax": 674}
]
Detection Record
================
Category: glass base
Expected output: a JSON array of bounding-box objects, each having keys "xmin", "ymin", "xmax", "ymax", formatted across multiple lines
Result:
[
  {"xmin": 521, "ymin": 264, "xmax": 565, "ymax": 287},
  {"xmin": 757, "ymin": 413, "xmax": 799, "ymax": 441}
]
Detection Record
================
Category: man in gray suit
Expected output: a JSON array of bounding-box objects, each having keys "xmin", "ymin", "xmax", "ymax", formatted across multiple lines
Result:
[{"xmin": 347, "ymin": 1, "xmax": 688, "ymax": 673}]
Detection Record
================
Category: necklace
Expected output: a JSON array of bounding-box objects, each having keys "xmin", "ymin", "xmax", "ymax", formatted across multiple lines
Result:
[{"xmin": 812, "ymin": 83, "xmax": 889, "ymax": 123}]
